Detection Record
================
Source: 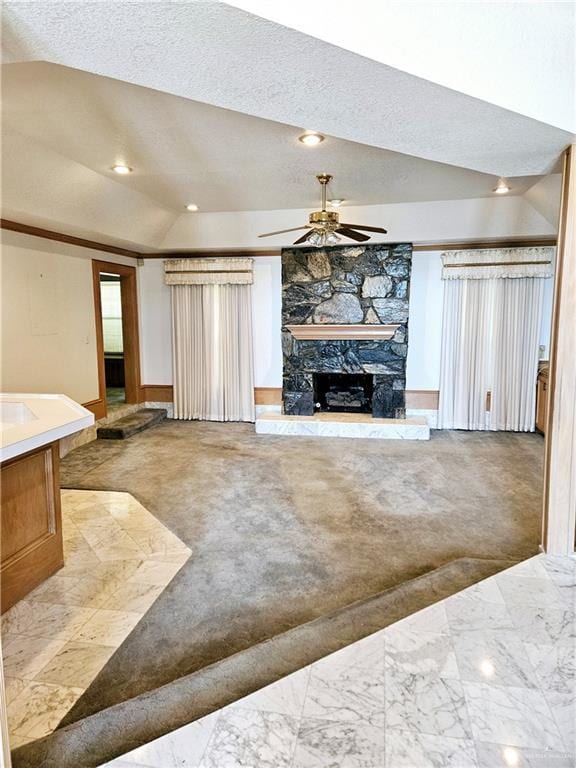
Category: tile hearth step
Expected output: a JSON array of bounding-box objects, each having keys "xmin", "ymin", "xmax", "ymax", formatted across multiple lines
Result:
[
  {"xmin": 255, "ymin": 413, "xmax": 430, "ymax": 440},
  {"xmin": 97, "ymin": 408, "xmax": 167, "ymax": 440}
]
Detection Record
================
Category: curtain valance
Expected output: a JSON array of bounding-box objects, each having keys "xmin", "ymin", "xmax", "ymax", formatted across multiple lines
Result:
[
  {"xmin": 441, "ymin": 247, "xmax": 554, "ymax": 280},
  {"xmin": 164, "ymin": 258, "xmax": 253, "ymax": 285}
]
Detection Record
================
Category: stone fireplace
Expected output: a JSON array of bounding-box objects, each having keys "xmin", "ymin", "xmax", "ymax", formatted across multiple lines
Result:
[{"xmin": 282, "ymin": 243, "xmax": 412, "ymax": 418}]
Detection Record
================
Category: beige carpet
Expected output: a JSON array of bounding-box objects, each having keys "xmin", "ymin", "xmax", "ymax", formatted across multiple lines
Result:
[{"xmin": 58, "ymin": 422, "xmax": 544, "ymax": 726}]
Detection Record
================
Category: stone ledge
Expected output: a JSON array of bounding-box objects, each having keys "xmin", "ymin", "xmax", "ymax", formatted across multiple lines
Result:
[{"xmin": 255, "ymin": 413, "xmax": 429, "ymax": 440}]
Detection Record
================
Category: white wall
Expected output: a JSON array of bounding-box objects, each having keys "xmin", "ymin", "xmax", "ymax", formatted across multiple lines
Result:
[
  {"xmin": 406, "ymin": 252, "xmax": 444, "ymax": 391},
  {"xmin": 2, "ymin": 235, "xmax": 554, "ymax": 401},
  {"xmin": 251, "ymin": 257, "xmax": 282, "ymax": 388},
  {"xmin": 406, "ymin": 251, "xmax": 555, "ymax": 392},
  {"xmin": 138, "ymin": 261, "xmax": 173, "ymax": 385},
  {"xmin": 0, "ymin": 230, "xmax": 136, "ymax": 403},
  {"xmin": 137, "ymin": 257, "xmax": 283, "ymax": 389},
  {"xmin": 139, "ymin": 250, "xmax": 554, "ymax": 393},
  {"xmin": 161, "ymin": 196, "xmax": 555, "ymax": 251}
]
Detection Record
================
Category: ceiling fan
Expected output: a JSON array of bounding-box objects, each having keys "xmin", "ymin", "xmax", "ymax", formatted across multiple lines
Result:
[{"xmin": 258, "ymin": 173, "xmax": 387, "ymax": 247}]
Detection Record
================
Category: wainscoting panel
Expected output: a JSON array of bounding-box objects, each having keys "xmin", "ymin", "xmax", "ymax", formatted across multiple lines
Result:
[
  {"xmin": 254, "ymin": 387, "xmax": 282, "ymax": 405},
  {"xmin": 139, "ymin": 386, "xmax": 442, "ymax": 410},
  {"xmin": 139, "ymin": 385, "xmax": 174, "ymax": 403},
  {"xmin": 404, "ymin": 390, "xmax": 439, "ymax": 410}
]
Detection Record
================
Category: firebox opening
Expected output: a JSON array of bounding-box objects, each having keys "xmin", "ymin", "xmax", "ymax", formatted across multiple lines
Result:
[{"xmin": 313, "ymin": 373, "xmax": 373, "ymax": 414}]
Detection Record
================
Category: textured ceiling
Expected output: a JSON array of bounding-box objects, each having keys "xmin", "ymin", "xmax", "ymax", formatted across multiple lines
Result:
[
  {"xmin": 2, "ymin": 0, "xmax": 573, "ymax": 178},
  {"xmin": 228, "ymin": 1, "xmax": 576, "ymax": 132},
  {"xmin": 2, "ymin": 62, "xmax": 547, "ymax": 215}
]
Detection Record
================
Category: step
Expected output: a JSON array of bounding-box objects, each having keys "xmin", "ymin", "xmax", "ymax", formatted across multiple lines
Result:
[
  {"xmin": 11, "ymin": 556, "xmax": 518, "ymax": 768},
  {"xmin": 97, "ymin": 408, "xmax": 167, "ymax": 440}
]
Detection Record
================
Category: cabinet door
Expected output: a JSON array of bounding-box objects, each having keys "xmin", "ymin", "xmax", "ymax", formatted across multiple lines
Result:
[{"xmin": 1, "ymin": 443, "xmax": 63, "ymax": 612}]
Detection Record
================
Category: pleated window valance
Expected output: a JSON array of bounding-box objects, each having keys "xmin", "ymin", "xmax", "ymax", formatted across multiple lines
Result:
[
  {"xmin": 164, "ymin": 258, "xmax": 254, "ymax": 285},
  {"xmin": 441, "ymin": 247, "xmax": 554, "ymax": 280}
]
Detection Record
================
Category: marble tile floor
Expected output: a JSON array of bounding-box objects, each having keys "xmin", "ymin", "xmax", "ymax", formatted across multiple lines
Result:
[
  {"xmin": 100, "ymin": 554, "xmax": 575, "ymax": 768},
  {"xmin": 3, "ymin": 489, "xmax": 191, "ymax": 749}
]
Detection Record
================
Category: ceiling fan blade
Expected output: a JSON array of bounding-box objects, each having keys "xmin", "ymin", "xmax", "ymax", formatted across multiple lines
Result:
[
  {"xmin": 339, "ymin": 223, "xmax": 388, "ymax": 234},
  {"xmin": 336, "ymin": 227, "xmax": 370, "ymax": 242},
  {"xmin": 293, "ymin": 230, "xmax": 314, "ymax": 244},
  {"xmin": 258, "ymin": 226, "xmax": 309, "ymax": 238}
]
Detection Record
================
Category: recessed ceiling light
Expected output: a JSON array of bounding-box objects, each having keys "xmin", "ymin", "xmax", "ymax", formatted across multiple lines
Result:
[
  {"xmin": 298, "ymin": 132, "xmax": 324, "ymax": 146},
  {"xmin": 186, "ymin": 203, "xmax": 199, "ymax": 212},
  {"xmin": 493, "ymin": 178, "xmax": 511, "ymax": 194},
  {"xmin": 329, "ymin": 199, "xmax": 345, "ymax": 207},
  {"xmin": 111, "ymin": 164, "xmax": 132, "ymax": 175}
]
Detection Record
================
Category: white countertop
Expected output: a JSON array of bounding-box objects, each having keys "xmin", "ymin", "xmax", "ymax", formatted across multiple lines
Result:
[{"xmin": 0, "ymin": 393, "xmax": 94, "ymax": 463}]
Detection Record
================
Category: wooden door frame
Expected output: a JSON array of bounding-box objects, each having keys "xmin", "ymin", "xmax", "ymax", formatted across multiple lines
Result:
[
  {"xmin": 542, "ymin": 144, "xmax": 576, "ymax": 554},
  {"xmin": 92, "ymin": 260, "xmax": 142, "ymax": 419}
]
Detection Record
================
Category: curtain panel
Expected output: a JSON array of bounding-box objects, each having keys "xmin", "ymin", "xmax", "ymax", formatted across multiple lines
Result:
[
  {"xmin": 438, "ymin": 248, "xmax": 553, "ymax": 432},
  {"xmin": 165, "ymin": 259, "xmax": 255, "ymax": 422}
]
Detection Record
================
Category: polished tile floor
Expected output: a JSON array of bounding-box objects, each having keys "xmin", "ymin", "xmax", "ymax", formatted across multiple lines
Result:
[
  {"xmin": 3, "ymin": 490, "xmax": 191, "ymax": 748},
  {"xmin": 101, "ymin": 555, "xmax": 575, "ymax": 768}
]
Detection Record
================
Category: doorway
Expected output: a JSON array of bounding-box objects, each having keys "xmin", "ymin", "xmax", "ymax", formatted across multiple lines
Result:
[
  {"xmin": 100, "ymin": 273, "xmax": 125, "ymax": 408},
  {"xmin": 92, "ymin": 260, "xmax": 141, "ymax": 419}
]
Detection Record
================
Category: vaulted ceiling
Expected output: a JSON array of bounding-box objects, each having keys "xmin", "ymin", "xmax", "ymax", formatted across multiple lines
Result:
[
  {"xmin": 3, "ymin": 62, "xmax": 549, "ymax": 213},
  {"xmin": 1, "ymin": 0, "xmax": 572, "ymax": 249}
]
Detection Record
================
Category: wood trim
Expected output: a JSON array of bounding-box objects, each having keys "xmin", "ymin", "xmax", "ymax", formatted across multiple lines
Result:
[
  {"xmin": 405, "ymin": 390, "xmax": 439, "ymax": 410},
  {"xmin": 157, "ymin": 250, "xmax": 280, "ymax": 260},
  {"xmin": 1, "ymin": 218, "xmax": 142, "ymax": 259},
  {"xmin": 82, "ymin": 398, "xmax": 107, "ymax": 420},
  {"xmin": 255, "ymin": 387, "xmax": 282, "ymax": 405},
  {"xmin": 1, "ymin": 219, "xmax": 556, "ymax": 260},
  {"xmin": 443, "ymin": 260, "xmax": 551, "ymax": 268},
  {"xmin": 140, "ymin": 385, "xmax": 173, "ymax": 402},
  {"xmin": 413, "ymin": 238, "xmax": 557, "ymax": 252},
  {"xmin": 92, "ymin": 261, "xmax": 108, "ymax": 416},
  {"xmin": 286, "ymin": 324, "xmax": 399, "ymax": 341},
  {"xmin": 542, "ymin": 145, "xmax": 576, "ymax": 554},
  {"xmin": 92, "ymin": 260, "xmax": 143, "ymax": 416}
]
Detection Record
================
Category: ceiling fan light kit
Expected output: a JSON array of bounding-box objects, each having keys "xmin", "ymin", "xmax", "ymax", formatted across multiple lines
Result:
[{"xmin": 258, "ymin": 174, "xmax": 387, "ymax": 247}]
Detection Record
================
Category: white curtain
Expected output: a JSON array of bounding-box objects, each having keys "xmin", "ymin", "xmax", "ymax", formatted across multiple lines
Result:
[
  {"xmin": 168, "ymin": 261, "xmax": 255, "ymax": 422},
  {"xmin": 490, "ymin": 278, "xmax": 545, "ymax": 431},
  {"xmin": 438, "ymin": 248, "xmax": 553, "ymax": 432},
  {"xmin": 438, "ymin": 280, "xmax": 493, "ymax": 430}
]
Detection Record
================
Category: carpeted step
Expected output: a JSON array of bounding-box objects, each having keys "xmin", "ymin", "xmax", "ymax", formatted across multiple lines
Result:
[
  {"xmin": 97, "ymin": 408, "xmax": 167, "ymax": 440},
  {"xmin": 12, "ymin": 556, "xmax": 519, "ymax": 768}
]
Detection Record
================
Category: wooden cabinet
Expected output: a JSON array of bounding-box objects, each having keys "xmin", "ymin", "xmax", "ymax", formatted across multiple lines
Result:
[
  {"xmin": 1, "ymin": 442, "xmax": 63, "ymax": 613},
  {"xmin": 535, "ymin": 366, "xmax": 549, "ymax": 435}
]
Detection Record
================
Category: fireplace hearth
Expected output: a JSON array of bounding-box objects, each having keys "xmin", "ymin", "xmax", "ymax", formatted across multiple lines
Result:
[{"xmin": 314, "ymin": 373, "xmax": 373, "ymax": 414}]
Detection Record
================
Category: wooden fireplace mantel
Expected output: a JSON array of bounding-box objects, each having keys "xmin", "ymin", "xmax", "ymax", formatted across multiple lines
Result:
[{"xmin": 286, "ymin": 324, "xmax": 400, "ymax": 341}]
